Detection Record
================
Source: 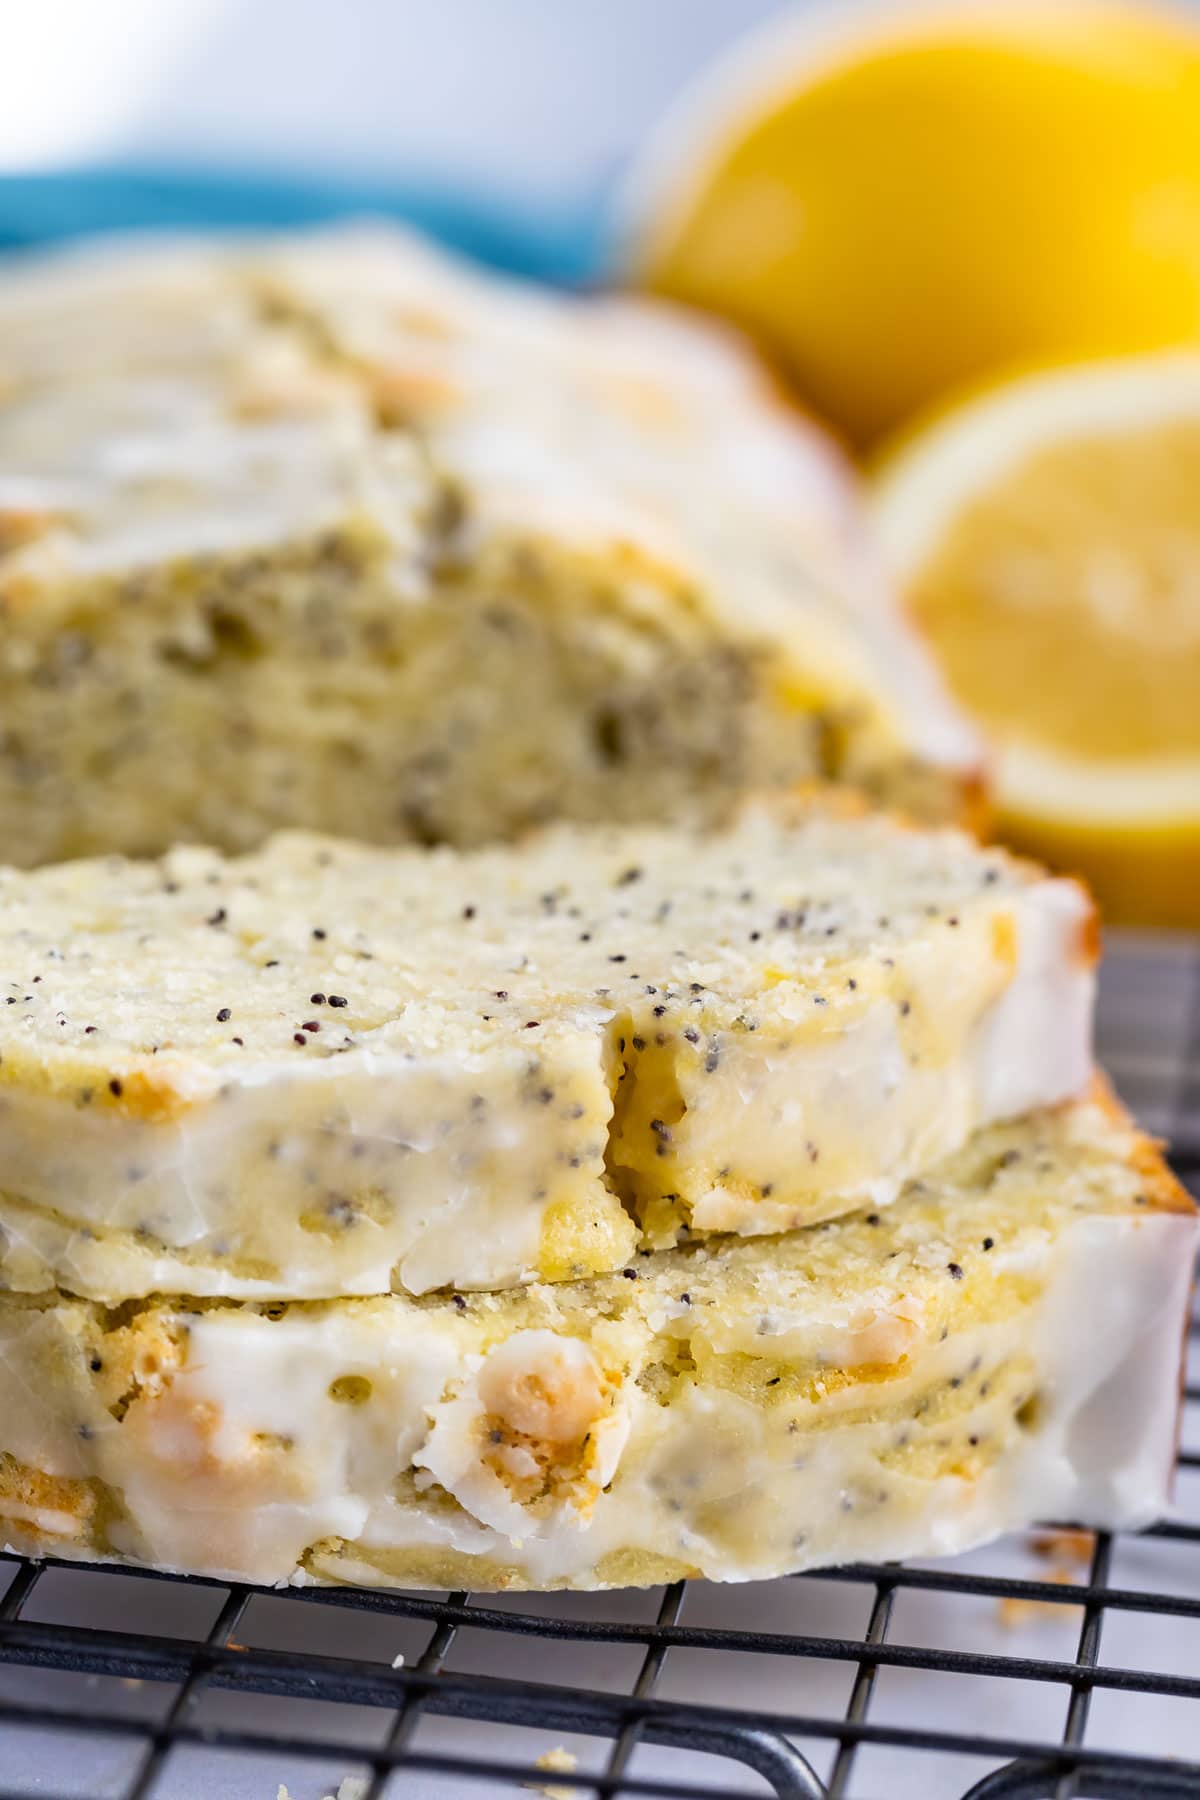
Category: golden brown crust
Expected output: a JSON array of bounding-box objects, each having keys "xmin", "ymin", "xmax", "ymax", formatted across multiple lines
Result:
[
  {"xmin": 1088, "ymin": 1072, "xmax": 1195, "ymax": 1216},
  {"xmin": 1075, "ymin": 896, "xmax": 1103, "ymax": 969},
  {"xmin": 0, "ymin": 1055, "xmax": 195, "ymax": 1126},
  {"xmin": 0, "ymin": 1454, "xmax": 96, "ymax": 1544},
  {"xmin": 957, "ymin": 767, "xmax": 993, "ymax": 841}
]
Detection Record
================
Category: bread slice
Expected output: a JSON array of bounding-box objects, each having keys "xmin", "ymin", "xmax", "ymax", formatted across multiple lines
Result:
[
  {"xmin": 0, "ymin": 226, "xmax": 979, "ymax": 868},
  {"xmin": 0, "ymin": 1090, "xmax": 1189, "ymax": 1590},
  {"xmin": 0, "ymin": 797, "xmax": 1093, "ymax": 1299}
]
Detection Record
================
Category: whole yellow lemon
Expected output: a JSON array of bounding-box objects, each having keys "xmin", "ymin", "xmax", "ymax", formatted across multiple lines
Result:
[{"xmin": 626, "ymin": 0, "xmax": 1200, "ymax": 447}]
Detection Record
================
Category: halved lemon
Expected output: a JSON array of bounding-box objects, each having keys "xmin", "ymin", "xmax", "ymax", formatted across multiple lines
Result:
[
  {"xmin": 872, "ymin": 356, "xmax": 1200, "ymax": 929},
  {"xmin": 626, "ymin": 0, "xmax": 1200, "ymax": 446}
]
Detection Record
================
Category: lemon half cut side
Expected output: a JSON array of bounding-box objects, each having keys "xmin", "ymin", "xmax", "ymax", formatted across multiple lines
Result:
[{"xmin": 872, "ymin": 354, "xmax": 1200, "ymax": 929}]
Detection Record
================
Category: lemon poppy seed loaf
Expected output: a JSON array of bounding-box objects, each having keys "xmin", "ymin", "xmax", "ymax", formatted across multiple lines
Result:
[
  {"xmin": 0, "ymin": 226, "xmax": 980, "ymax": 867},
  {"xmin": 0, "ymin": 796, "xmax": 1094, "ymax": 1300},
  {"xmin": 0, "ymin": 1090, "xmax": 1191, "ymax": 1590}
]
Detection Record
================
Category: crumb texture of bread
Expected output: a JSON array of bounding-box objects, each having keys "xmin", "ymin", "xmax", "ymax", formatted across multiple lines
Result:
[
  {"xmin": 0, "ymin": 800, "xmax": 1093, "ymax": 1297},
  {"xmin": 0, "ymin": 227, "xmax": 980, "ymax": 867},
  {"xmin": 0, "ymin": 1095, "xmax": 1191, "ymax": 1590}
]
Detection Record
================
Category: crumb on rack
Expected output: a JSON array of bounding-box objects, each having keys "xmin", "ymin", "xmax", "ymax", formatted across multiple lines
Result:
[
  {"xmin": 996, "ymin": 1527, "xmax": 1098, "ymax": 1628},
  {"xmin": 526, "ymin": 1744, "xmax": 578, "ymax": 1799},
  {"xmin": 1031, "ymin": 1528, "xmax": 1095, "ymax": 1567}
]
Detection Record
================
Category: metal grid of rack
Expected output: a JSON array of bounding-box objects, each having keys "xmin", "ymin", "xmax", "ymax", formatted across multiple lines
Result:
[{"xmin": 1, "ymin": 930, "xmax": 1198, "ymax": 1800}]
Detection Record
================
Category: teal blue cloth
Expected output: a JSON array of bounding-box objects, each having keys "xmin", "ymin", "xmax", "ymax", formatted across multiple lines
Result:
[{"xmin": 0, "ymin": 165, "xmax": 609, "ymax": 284}]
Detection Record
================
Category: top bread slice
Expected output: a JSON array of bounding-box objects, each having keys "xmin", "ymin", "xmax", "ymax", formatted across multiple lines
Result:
[
  {"xmin": 0, "ymin": 225, "xmax": 980, "ymax": 867},
  {"xmin": 0, "ymin": 795, "xmax": 1093, "ymax": 1300}
]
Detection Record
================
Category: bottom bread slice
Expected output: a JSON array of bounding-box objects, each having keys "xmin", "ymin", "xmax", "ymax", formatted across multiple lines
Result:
[{"xmin": 0, "ymin": 1087, "xmax": 1193, "ymax": 1591}]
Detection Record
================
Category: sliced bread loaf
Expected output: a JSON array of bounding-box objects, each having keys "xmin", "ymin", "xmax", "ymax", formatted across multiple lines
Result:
[{"xmin": 0, "ymin": 226, "xmax": 979, "ymax": 865}]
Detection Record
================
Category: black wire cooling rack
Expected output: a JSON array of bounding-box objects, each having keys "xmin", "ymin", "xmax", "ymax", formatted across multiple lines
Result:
[{"xmin": 1, "ymin": 931, "xmax": 1198, "ymax": 1800}]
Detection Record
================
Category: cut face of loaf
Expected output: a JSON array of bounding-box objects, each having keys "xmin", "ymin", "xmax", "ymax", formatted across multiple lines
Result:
[
  {"xmin": 0, "ymin": 797, "xmax": 1094, "ymax": 1298},
  {"xmin": 0, "ymin": 1092, "xmax": 1191, "ymax": 1591},
  {"xmin": 0, "ymin": 226, "xmax": 980, "ymax": 867}
]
